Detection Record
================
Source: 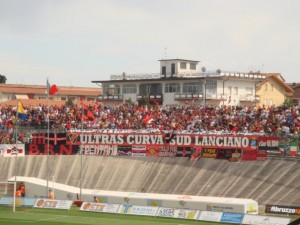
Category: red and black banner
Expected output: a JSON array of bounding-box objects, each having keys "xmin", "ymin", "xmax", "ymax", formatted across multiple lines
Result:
[
  {"xmin": 25, "ymin": 144, "xmax": 79, "ymax": 155},
  {"xmin": 258, "ymin": 136, "xmax": 279, "ymax": 151},
  {"xmin": 31, "ymin": 133, "xmax": 67, "ymax": 145}
]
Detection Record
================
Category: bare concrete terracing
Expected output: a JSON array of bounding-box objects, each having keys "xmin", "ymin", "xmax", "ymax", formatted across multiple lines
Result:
[{"xmin": 0, "ymin": 156, "xmax": 299, "ymax": 206}]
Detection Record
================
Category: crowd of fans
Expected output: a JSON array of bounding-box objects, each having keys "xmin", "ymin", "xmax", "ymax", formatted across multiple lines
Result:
[{"xmin": 1, "ymin": 103, "xmax": 300, "ymax": 144}]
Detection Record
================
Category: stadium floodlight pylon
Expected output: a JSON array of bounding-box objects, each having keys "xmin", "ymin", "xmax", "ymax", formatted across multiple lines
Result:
[{"xmin": 0, "ymin": 181, "xmax": 17, "ymax": 212}]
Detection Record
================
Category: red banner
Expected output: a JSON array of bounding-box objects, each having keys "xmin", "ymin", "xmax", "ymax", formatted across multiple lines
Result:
[{"xmin": 241, "ymin": 150, "xmax": 257, "ymax": 161}]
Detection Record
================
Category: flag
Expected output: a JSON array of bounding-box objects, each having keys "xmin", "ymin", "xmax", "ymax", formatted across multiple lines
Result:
[
  {"xmin": 17, "ymin": 101, "xmax": 27, "ymax": 120},
  {"xmin": 143, "ymin": 114, "xmax": 154, "ymax": 124},
  {"xmin": 44, "ymin": 133, "xmax": 67, "ymax": 145},
  {"xmin": 49, "ymin": 84, "xmax": 59, "ymax": 95},
  {"xmin": 82, "ymin": 103, "xmax": 95, "ymax": 121},
  {"xmin": 46, "ymin": 79, "xmax": 59, "ymax": 95}
]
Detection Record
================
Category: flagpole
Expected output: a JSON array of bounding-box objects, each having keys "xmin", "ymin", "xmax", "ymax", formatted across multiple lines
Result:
[
  {"xmin": 46, "ymin": 78, "xmax": 50, "ymax": 197},
  {"xmin": 80, "ymin": 102, "xmax": 83, "ymax": 200},
  {"xmin": 13, "ymin": 100, "xmax": 19, "ymax": 213}
]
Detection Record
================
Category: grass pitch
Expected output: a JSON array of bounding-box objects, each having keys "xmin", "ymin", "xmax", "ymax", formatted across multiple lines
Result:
[{"xmin": 0, "ymin": 206, "xmax": 229, "ymax": 225}]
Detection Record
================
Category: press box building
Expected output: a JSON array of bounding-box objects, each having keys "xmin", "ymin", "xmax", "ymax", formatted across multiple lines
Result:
[{"xmin": 92, "ymin": 59, "xmax": 265, "ymax": 107}]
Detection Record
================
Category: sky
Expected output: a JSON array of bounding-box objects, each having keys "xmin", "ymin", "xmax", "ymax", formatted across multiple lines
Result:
[{"xmin": 0, "ymin": 0, "xmax": 299, "ymax": 87}]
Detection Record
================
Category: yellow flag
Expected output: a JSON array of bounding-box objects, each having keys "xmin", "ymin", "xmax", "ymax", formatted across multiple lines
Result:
[{"xmin": 17, "ymin": 101, "xmax": 25, "ymax": 114}]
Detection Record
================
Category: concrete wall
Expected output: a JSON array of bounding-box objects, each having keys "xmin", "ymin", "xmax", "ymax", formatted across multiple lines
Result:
[{"xmin": 0, "ymin": 156, "xmax": 299, "ymax": 206}]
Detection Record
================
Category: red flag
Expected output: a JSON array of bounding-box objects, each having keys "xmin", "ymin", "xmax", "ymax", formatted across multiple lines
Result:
[
  {"xmin": 143, "ymin": 114, "xmax": 153, "ymax": 124},
  {"xmin": 82, "ymin": 103, "xmax": 95, "ymax": 121},
  {"xmin": 49, "ymin": 84, "xmax": 59, "ymax": 95}
]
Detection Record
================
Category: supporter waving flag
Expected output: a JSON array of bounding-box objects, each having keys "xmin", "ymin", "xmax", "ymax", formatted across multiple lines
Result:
[
  {"xmin": 17, "ymin": 101, "xmax": 26, "ymax": 120},
  {"xmin": 82, "ymin": 103, "xmax": 95, "ymax": 121}
]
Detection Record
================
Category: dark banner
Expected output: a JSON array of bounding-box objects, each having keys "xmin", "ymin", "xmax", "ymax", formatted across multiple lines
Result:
[
  {"xmin": 117, "ymin": 146, "xmax": 132, "ymax": 156},
  {"xmin": 258, "ymin": 136, "xmax": 279, "ymax": 151},
  {"xmin": 265, "ymin": 205, "xmax": 300, "ymax": 215},
  {"xmin": 25, "ymin": 144, "xmax": 79, "ymax": 155},
  {"xmin": 215, "ymin": 149, "xmax": 241, "ymax": 161},
  {"xmin": 27, "ymin": 132, "xmax": 284, "ymax": 160},
  {"xmin": 66, "ymin": 132, "xmax": 258, "ymax": 150}
]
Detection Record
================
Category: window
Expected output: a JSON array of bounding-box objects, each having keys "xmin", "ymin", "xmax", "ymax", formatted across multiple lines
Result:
[
  {"xmin": 182, "ymin": 82, "xmax": 202, "ymax": 94},
  {"xmin": 61, "ymin": 97, "xmax": 66, "ymax": 100},
  {"xmin": 269, "ymin": 99, "xmax": 273, "ymax": 106},
  {"xmin": 271, "ymin": 84, "xmax": 273, "ymax": 92},
  {"xmin": 246, "ymin": 87, "xmax": 253, "ymax": 95},
  {"xmin": 264, "ymin": 84, "xmax": 268, "ymax": 91},
  {"xmin": 206, "ymin": 80, "xmax": 217, "ymax": 96},
  {"xmin": 139, "ymin": 83, "xmax": 162, "ymax": 96},
  {"xmin": 234, "ymin": 87, "xmax": 238, "ymax": 95},
  {"xmin": 161, "ymin": 66, "xmax": 166, "ymax": 76},
  {"xmin": 122, "ymin": 84, "xmax": 137, "ymax": 94},
  {"xmin": 180, "ymin": 62, "xmax": 186, "ymax": 69},
  {"xmin": 228, "ymin": 86, "xmax": 232, "ymax": 95},
  {"xmin": 190, "ymin": 63, "xmax": 196, "ymax": 70},
  {"xmin": 165, "ymin": 83, "xmax": 180, "ymax": 93},
  {"xmin": 103, "ymin": 84, "xmax": 121, "ymax": 95}
]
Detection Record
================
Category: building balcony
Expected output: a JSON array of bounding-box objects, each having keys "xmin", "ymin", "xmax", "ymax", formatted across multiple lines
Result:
[
  {"xmin": 205, "ymin": 94, "xmax": 226, "ymax": 101},
  {"xmin": 137, "ymin": 94, "xmax": 163, "ymax": 102},
  {"xmin": 98, "ymin": 94, "xmax": 123, "ymax": 101},
  {"xmin": 174, "ymin": 93, "xmax": 203, "ymax": 100},
  {"xmin": 239, "ymin": 95, "xmax": 260, "ymax": 102}
]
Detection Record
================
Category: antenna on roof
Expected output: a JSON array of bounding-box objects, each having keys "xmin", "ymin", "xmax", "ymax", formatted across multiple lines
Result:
[{"xmin": 164, "ymin": 47, "xmax": 167, "ymax": 59}]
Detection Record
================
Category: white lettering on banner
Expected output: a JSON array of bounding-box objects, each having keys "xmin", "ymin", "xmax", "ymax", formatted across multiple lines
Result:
[
  {"xmin": 80, "ymin": 134, "xmax": 124, "ymax": 145},
  {"xmin": 270, "ymin": 206, "xmax": 300, "ymax": 214},
  {"xmin": 127, "ymin": 135, "xmax": 164, "ymax": 145},
  {"xmin": 72, "ymin": 132, "xmax": 254, "ymax": 148},
  {"xmin": 79, "ymin": 145, "xmax": 118, "ymax": 155},
  {"xmin": 169, "ymin": 136, "xmax": 192, "ymax": 145},
  {"xmin": 195, "ymin": 136, "xmax": 249, "ymax": 148}
]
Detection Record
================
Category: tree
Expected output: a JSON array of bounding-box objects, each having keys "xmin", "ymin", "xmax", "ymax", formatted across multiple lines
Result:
[
  {"xmin": 0, "ymin": 74, "xmax": 7, "ymax": 83},
  {"xmin": 201, "ymin": 67, "xmax": 206, "ymax": 73},
  {"xmin": 66, "ymin": 97, "xmax": 74, "ymax": 107},
  {"xmin": 216, "ymin": 69, "xmax": 221, "ymax": 74}
]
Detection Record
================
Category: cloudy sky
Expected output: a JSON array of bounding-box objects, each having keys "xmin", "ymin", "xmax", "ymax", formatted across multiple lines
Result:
[{"xmin": 0, "ymin": 0, "xmax": 299, "ymax": 87}]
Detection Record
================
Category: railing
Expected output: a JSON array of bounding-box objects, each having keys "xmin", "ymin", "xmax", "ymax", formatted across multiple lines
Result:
[
  {"xmin": 240, "ymin": 95, "xmax": 260, "ymax": 102},
  {"xmin": 136, "ymin": 94, "xmax": 163, "ymax": 101},
  {"xmin": 98, "ymin": 95, "xmax": 123, "ymax": 101},
  {"xmin": 110, "ymin": 71, "xmax": 267, "ymax": 80},
  {"xmin": 174, "ymin": 93, "xmax": 203, "ymax": 100}
]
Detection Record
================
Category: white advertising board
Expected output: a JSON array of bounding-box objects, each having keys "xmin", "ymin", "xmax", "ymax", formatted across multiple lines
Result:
[
  {"xmin": 156, "ymin": 207, "xmax": 200, "ymax": 220},
  {"xmin": 80, "ymin": 202, "xmax": 120, "ymax": 213},
  {"xmin": 242, "ymin": 214, "xmax": 290, "ymax": 225},
  {"xmin": 33, "ymin": 198, "xmax": 72, "ymax": 210},
  {"xmin": 118, "ymin": 205, "xmax": 159, "ymax": 216},
  {"xmin": 198, "ymin": 211, "xmax": 223, "ymax": 222}
]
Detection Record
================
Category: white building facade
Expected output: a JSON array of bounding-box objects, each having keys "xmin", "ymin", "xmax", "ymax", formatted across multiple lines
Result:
[{"xmin": 93, "ymin": 59, "xmax": 264, "ymax": 107}]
